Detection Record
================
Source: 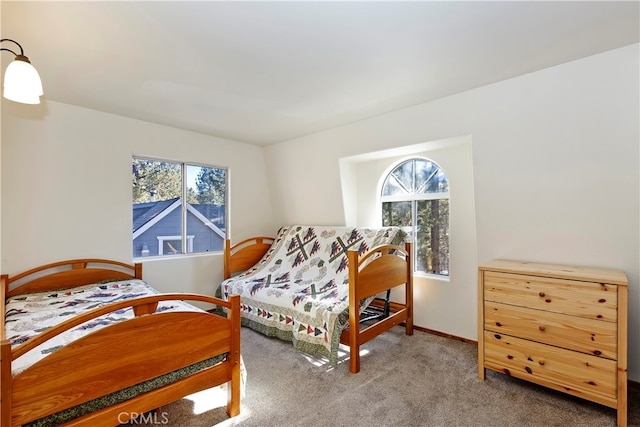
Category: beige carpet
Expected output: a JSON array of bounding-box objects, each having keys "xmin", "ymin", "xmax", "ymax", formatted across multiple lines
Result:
[{"xmin": 131, "ymin": 326, "xmax": 639, "ymax": 426}]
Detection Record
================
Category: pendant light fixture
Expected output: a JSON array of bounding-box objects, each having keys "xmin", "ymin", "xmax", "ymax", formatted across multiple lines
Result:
[{"xmin": 1, "ymin": 38, "xmax": 43, "ymax": 104}]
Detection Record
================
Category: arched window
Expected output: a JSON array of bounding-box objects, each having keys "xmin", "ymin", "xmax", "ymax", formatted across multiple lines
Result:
[{"xmin": 381, "ymin": 158, "xmax": 449, "ymax": 276}]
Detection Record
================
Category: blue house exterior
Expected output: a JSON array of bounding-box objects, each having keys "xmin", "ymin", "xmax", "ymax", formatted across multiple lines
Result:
[{"xmin": 133, "ymin": 198, "xmax": 225, "ymax": 258}]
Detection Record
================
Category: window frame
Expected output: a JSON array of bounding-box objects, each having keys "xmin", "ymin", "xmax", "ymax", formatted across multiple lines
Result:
[
  {"xmin": 157, "ymin": 235, "xmax": 195, "ymax": 256},
  {"xmin": 132, "ymin": 156, "xmax": 228, "ymax": 260},
  {"xmin": 380, "ymin": 157, "xmax": 450, "ymax": 277}
]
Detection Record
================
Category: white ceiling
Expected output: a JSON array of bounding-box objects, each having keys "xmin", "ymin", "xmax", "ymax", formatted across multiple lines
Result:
[{"xmin": 2, "ymin": 1, "xmax": 638, "ymax": 145}]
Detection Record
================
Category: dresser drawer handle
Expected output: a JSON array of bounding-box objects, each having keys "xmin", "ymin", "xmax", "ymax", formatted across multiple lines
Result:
[
  {"xmin": 539, "ymin": 292, "xmax": 545, "ymax": 297},
  {"xmin": 538, "ymin": 326, "xmax": 546, "ymax": 332}
]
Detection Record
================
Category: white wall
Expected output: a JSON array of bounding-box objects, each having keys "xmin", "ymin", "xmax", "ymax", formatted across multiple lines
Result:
[
  {"xmin": 1, "ymin": 100, "xmax": 275, "ymax": 294},
  {"xmin": 265, "ymin": 45, "xmax": 640, "ymax": 379}
]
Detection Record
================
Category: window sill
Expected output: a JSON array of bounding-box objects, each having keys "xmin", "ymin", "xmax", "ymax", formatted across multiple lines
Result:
[
  {"xmin": 133, "ymin": 251, "xmax": 222, "ymax": 263},
  {"xmin": 413, "ymin": 272, "xmax": 450, "ymax": 282}
]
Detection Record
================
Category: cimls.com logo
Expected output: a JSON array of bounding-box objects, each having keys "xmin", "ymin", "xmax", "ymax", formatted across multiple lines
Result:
[{"xmin": 118, "ymin": 411, "xmax": 170, "ymax": 425}]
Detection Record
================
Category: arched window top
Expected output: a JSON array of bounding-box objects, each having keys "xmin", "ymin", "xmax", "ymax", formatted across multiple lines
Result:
[{"xmin": 381, "ymin": 158, "xmax": 448, "ymax": 197}]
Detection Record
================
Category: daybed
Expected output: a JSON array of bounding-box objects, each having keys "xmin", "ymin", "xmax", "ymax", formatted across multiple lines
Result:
[
  {"xmin": 1, "ymin": 258, "xmax": 241, "ymax": 427},
  {"xmin": 220, "ymin": 225, "xmax": 413, "ymax": 373}
]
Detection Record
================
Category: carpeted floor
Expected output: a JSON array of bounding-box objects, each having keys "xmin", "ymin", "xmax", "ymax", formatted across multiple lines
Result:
[{"xmin": 135, "ymin": 326, "xmax": 639, "ymax": 426}]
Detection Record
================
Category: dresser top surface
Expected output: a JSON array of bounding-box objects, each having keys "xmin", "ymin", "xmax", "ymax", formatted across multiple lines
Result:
[{"xmin": 479, "ymin": 259, "xmax": 628, "ymax": 286}]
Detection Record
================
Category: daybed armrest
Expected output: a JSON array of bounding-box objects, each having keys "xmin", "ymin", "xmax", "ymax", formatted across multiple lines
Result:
[{"xmin": 224, "ymin": 237, "xmax": 275, "ymax": 279}]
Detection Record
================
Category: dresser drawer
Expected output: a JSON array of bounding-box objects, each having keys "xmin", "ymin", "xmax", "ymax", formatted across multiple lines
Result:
[
  {"xmin": 484, "ymin": 271, "xmax": 617, "ymax": 322},
  {"xmin": 484, "ymin": 301, "xmax": 617, "ymax": 359},
  {"xmin": 484, "ymin": 331, "xmax": 617, "ymax": 404}
]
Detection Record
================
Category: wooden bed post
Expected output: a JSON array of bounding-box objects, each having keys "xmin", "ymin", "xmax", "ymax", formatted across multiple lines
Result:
[
  {"xmin": 134, "ymin": 263, "xmax": 143, "ymax": 279},
  {"xmin": 405, "ymin": 241, "xmax": 414, "ymax": 336},
  {"xmin": 348, "ymin": 250, "xmax": 361, "ymax": 374},
  {"xmin": 223, "ymin": 240, "xmax": 232, "ymax": 280},
  {"xmin": 1, "ymin": 274, "xmax": 8, "ymax": 301},
  {"xmin": 1, "ymin": 340, "xmax": 12, "ymax": 427},
  {"xmin": 226, "ymin": 294, "xmax": 241, "ymax": 417},
  {"xmin": 0, "ymin": 274, "xmax": 10, "ymax": 427}
]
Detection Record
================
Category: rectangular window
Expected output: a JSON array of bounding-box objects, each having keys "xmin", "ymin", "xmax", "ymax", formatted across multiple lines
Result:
[
  {"xmin": 132, "ymin": 157, "xmax": 227, "ymax": 259},
  {"xmin": 416, "ymin": 199, "xmax": 449, "ymax": 275},
  {"xmin": 382, "ymin": 199, "xmax": 449, "ymax": 276}
]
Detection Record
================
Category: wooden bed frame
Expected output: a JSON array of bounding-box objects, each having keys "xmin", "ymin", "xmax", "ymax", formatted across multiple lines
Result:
[
  {"xmin": 1, "ymin": 259, "xmax": 241, "ymax": 427},
  {"xmin": 224, "ymin": 237, "xmax": 413, "ymax": 373}
]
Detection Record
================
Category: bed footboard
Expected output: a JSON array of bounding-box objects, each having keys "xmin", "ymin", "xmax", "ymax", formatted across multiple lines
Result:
[
  {"xmin": 341, "ymin": 241, "xmax": 413, "ymax": 373},
  {"xmin": 2, "ymin": 293, "xmax": 241, "ymax": 427}
]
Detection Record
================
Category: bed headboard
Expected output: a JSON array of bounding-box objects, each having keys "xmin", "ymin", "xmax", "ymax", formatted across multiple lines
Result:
[{"xmin": 3, "ymin": 259, "xmax": 142, "ymax": 299}]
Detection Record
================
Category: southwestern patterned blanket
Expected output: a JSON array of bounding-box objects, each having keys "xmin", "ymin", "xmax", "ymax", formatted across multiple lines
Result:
[{"xmin": 219, "ymin": 225, "xmax": 403, "ymax": 366}]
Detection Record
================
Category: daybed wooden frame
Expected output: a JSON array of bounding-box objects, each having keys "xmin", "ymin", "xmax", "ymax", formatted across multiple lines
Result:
[
  {"xmin": 1, "ymin": 259, "xmax": 241, "ymax": 427},
  {"xmin": 224, "ymin": 237, "xmax": 413, "ymax": 373}
]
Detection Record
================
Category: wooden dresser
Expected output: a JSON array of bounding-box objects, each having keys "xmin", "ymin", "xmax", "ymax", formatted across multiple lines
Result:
[{"xmin": 478, "ymin": 260, "xmax": 628, "ymax": 427}]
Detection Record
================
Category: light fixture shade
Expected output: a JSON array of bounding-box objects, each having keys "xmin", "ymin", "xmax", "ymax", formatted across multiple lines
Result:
[{"xmin": 3, "ymin": 59, "xmax": 43, "ymax": 104}]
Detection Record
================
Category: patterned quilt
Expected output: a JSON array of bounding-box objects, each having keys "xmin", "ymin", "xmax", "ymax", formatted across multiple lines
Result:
[
  {"xmin": 219, "ymin": 225, "xmax": 403, "ymax": 366},
  {"xmin": 5, "ymin": 279, "xmax": 201, "ymax": 375}
]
